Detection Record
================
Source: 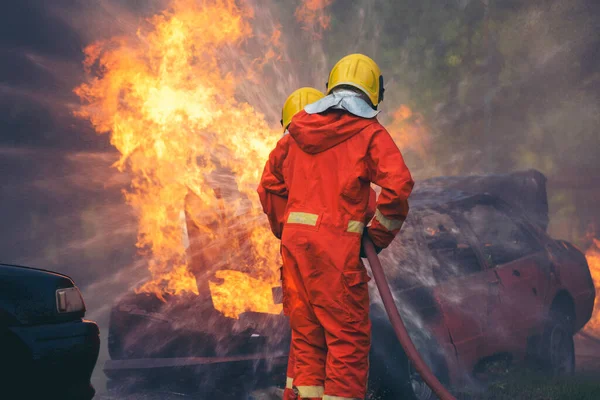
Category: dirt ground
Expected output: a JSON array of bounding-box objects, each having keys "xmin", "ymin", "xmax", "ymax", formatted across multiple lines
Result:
[
  {"xmin": 450, "ymin": 333, "xmax": 600, "ymax": 400},
  {"xmin": 94, "ymin": 333, "xmax": 600, "ymax": 400}
]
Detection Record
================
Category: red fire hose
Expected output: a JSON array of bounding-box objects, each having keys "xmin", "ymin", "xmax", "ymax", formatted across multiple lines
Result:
[{"xmin": 363, "ymin": 235, "xmax": 457, "ymax": 400}]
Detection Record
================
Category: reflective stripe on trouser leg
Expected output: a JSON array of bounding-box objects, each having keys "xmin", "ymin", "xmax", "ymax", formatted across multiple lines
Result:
[{"xmin": 295, "ymin": 386, "xmax": 325, "ymax": 398}]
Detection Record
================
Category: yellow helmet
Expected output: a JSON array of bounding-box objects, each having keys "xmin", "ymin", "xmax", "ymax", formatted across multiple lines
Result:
[
  {"xmin": 326, "ymin": 53, "xmax": 384, "ymax": 108},
  {"xmin": 281, "ymin": 87, "xmax": 325, "ymax": 131}
]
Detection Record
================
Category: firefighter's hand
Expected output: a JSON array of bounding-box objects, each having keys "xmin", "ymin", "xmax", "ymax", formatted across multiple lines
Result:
[{"xmin": 360, "ymin": 230, "xmax": 383, "ymax": 258}]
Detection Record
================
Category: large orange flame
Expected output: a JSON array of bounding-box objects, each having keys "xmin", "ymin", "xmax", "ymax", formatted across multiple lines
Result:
[
  {"xmin": 74, "ymin": 0, "xmax": 282, "ymax": 318},
  {"xmin": 584, "ymin": 239, "xmax": 600, "ymax": 334}
]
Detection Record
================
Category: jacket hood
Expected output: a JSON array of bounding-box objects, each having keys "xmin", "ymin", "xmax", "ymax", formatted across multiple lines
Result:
[
  {"xmin": 288, "ymin": 110, "xmax": 376, "ymax": 154},
  {"xmin": 304, "ymin": 89, "xmax": 380, "ymax": 119}
]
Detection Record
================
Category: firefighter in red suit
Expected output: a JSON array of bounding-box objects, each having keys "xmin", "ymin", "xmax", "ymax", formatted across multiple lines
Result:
[{"xmin": 259, "ymin": 54, "xmax": 414, "ymax": 400}]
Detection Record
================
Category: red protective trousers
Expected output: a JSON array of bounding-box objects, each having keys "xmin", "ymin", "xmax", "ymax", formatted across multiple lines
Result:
[
  {"xmin": 280, "ymin": 190, "xmax": 377, "ymax": 400},
  {"xmin": 259, "ymin": 110, "xmax": 414, "ymax": 399}
]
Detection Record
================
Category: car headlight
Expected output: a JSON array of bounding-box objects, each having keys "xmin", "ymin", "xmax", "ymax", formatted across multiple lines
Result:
[{"xmin": 56, "ymin": 287, "xmax": 86, "ymax": 313}]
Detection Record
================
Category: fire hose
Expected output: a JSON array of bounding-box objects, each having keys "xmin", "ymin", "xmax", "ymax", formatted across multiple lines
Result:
[{"xmin": 362, "ymin": 235, "xmax": 457, "ymax": 400}]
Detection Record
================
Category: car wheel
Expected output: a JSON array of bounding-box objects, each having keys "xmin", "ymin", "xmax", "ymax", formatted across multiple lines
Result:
[{"xmin": 540, "ymin": 311, "xmax": 575, "ymax": 377}]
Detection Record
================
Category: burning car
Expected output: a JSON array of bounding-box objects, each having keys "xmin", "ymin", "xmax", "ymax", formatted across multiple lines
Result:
[
  {"xmin": 0, "ymin": 263, "xmax": 100, "ymax": 399},
  {"xmin": 368, "ymin": 170, "xmax": 596, "ymax": 399},
  {"xmin": 105, "ymin": 170, "xmax": 596, "ymax": 399}
]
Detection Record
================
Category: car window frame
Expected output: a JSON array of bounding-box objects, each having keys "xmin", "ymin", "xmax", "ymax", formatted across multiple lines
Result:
[{"xmin": 454, "ymin": 195, "xmax": 545, "ymax": 269}]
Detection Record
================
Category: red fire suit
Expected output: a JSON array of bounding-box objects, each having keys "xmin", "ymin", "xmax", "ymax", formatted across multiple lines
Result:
[
  {"xmin": 258, "ymin": 109, "xmax": 413, "ymax": 399},
  {"xmin": 261, "ymin": 189, "xmax": 378, "ymax": 400}
]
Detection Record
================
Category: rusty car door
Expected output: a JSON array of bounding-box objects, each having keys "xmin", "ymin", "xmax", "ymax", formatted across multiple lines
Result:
[
  {"xmin": 461, "ymin": 201, "xmax": 548, "ymax": 355},
  {"xmin": 418, "ymin": 210, "xmax": 492, "ymax": 370}
]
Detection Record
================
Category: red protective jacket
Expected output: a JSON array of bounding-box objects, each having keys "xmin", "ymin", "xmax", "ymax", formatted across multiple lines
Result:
[
  {"xmin": 258, "ymin": 135, "xmax": 378, "ymax": 240},
  {"xmin": 259, "ymin": 110, "xmax": 413, "ymax": 248}
]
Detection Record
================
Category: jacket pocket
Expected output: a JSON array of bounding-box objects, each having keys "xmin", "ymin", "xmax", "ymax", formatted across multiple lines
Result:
[{"xmin": 342, "ymin": 269, "xmax": 371, "ymax": 323}]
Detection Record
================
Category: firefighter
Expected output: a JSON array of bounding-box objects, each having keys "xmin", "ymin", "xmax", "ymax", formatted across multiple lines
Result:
[
  {"xmin": 260, "ymin": 87, "xmax": 380, "ymax": 400},
  {"xmin": 258, "ymin": 54, "xmax": 414, "ymax": 400},
  {"xmin": 259, "ymin": 87, "xmax": 325, "ymax": 400},
  {"xmin": 259, "ymin": 87, "xmax": 325, "ymax": 240}
]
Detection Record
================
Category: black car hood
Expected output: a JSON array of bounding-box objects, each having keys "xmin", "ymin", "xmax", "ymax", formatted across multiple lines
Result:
[{"xmin": 0, "ymin": 263, "xmax": 81, "ymax": 326}]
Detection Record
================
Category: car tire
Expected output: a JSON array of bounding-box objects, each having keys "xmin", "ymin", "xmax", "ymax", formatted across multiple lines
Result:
[{"xmin": 539, "ymin": 310, "xmax": 575, "ymax": 377}]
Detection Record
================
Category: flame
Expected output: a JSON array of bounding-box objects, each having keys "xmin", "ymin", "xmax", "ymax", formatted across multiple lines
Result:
[
  {"xmin": 295, "ymin": 0, "xmax": 335, "ymax": 32},
  {"xmin": 584, "ymin": 239, "xmax": 600, "ymax": 334},
  {"xmin": 387, "ymin": 104, "xmax": 431, "ymax": 160},
  {"xmin": 74, "ymin": 0, "xmax": 282, "ymax": 317},
  {"xmin": 210, "ymin": 270, "xmax": 282, "ymax": 317}
]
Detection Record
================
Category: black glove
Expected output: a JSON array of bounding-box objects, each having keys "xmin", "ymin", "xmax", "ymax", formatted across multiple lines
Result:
[{"xmin": 360, "ymin": 230, "xmax": 383, "ymax": 258}]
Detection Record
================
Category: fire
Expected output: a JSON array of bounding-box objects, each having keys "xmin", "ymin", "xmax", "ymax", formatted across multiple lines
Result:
[
  {"xmin": 74, "ymin": 0, "xmax": 283, "ymax": 317},
  {"xmin": 387, "ymin": 104, "xmax": 431, "ymax": 159},
  {"xmin": 584, "ymin": 239, "xmax": 600, "ymax": 333},
  {"xmin": 295, "ymin": 0, "xmax": 335, "ymax": 32},
  {"xmin": 210, "ymin": 271, "xmax": 282, "ymax": 317}
]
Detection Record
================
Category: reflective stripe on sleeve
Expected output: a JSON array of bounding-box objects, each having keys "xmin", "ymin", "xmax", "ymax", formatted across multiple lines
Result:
[
  {"xmin": 287, "ymin": 212, "xmax": 319, "ymax": 226},
  {"xmin": 374, "ymin": 209, "xmax": 403, "ymax": 231},
  {"xmin": 286, "ymin": 376, "xmax": 294, "ymax": 389},
  {"xmin": 296, "ymin": 386, "xmax": 325, "ymax": 398},
  {"xmin": 323, "ymin": 395, "xmax": 361, "ymax": 400},
  {"xmin": 347, "ymin": 220, "xmax": 365, "ymax": 233}
]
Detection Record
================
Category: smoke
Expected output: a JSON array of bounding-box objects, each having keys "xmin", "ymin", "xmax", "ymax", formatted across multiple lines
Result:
[
  {"xmin": 2, "ymin": 0, "xmax": 600, "ymax": 396},
  {"xmin": 0, "ymin": 148, "xmax": 141, "ymax": 313}
]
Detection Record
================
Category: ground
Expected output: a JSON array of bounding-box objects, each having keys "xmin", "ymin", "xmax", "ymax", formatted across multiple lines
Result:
[
  {"xmin": 451, "ymin": 333, "xmax": 600, "ymax": 400},
  {"xmin": 95, "ymin": 333, "xmax": 600, "ymax": 400}
]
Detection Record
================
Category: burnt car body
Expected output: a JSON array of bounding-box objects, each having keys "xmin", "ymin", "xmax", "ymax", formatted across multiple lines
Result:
[
  {"xmin": 0, "ymin": 263, "xmax": 100, "ymax": 399},
  {"xmin": 369, "ymin": 182, "xmax": 595, "ymax": 398},
  {"xmin": 106, "ymin": 170, "xmax": 596, "ymax": 399}
]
